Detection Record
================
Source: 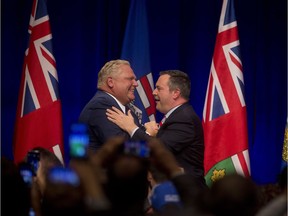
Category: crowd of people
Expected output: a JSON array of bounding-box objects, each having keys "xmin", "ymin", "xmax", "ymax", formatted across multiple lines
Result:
[
  {"xmin": 2, "ymin": 59, "xmax": 287, "ymax": 216},
  {"xmin": 2, "ymin": 138, "xmax": 287, "ymax": 216}
]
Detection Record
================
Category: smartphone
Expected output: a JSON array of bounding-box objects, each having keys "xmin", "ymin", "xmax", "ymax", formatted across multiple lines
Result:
[
  {"xmin": 48, "ymin": 167, "xmax": 80, "ymax": 186},
  {"xmin": 19, "ymin": 162, "xmax": 34, "ymax": 187},
  {"xmin": 27, "ymin": 150, "xmax": 40, "ymax": 176},
  {"xmin": 69, "ymin": 123, "xmax": 89, "ymax": 159},
  {"xmin": 124, "ymin": 141, "xmax": 150, "ymax": 158}
]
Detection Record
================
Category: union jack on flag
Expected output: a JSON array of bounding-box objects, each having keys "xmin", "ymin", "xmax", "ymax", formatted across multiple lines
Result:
[
  {"xmin": 202, "ymin": 0, "xmax": 250, "ymax": 186},
  {"xmin": 13, "ymin": 0, "xmax": 64, "ymax": 164}
]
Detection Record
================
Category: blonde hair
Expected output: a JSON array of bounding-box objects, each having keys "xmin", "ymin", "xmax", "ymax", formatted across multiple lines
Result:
[{"xmin": 97, "ymin": 59, "xmax": 130, "ymax": 88}]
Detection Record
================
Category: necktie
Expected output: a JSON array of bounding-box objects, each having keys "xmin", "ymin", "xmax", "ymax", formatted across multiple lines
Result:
[
  {"xmin": 159, "ymin": 116, "xmax": 166, "ymax": 127},
  {"xmin": 127, "ymin": 103, "xmax": 142, "ymax": 124},
  {"xmin": 125, "ymin": 105, "xmax": 130, "ymax": 114}
]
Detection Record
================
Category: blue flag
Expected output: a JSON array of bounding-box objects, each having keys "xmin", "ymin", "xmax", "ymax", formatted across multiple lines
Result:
[{"xmin": 121, "ymin": 0, "xmax": 156, "ymax": 124}]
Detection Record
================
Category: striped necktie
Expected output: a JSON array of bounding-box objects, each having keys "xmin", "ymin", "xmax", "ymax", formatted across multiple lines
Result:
[{"xmin": 126, "ymin": 103, "xmax": 142, "ymax": 124}]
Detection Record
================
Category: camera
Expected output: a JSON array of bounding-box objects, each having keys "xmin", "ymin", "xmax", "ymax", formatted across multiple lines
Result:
[
  {"xmin": 124, "ymin": 141, "xmax": 150, "ymax": 158},
  {"xmin": 69, "ymin": 123, "xmax": 89, "ymax": 159},
  {"xmin": 27, "ymin": 149, "xmax": 40, "ymax": 176},
  {"xmin": 19, "ymin": 162, "xmax": 34, "ymax": 187}
]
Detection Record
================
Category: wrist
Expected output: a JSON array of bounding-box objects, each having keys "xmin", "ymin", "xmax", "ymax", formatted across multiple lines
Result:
[{"xmin": 130, "ymin": 126, "xmax": 139, "ymax": 137}]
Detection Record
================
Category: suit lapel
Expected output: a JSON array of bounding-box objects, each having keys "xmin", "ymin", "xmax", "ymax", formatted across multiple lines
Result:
[{"xmin": 160, "ymin": 103, "xmax": 187, "ymax": 127}]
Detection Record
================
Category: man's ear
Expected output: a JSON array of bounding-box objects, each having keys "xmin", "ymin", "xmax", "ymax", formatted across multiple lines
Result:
[
  {"xmin": 172, "ymin": 88, "xmax": 181, "ymax": 99},
  {"xmin": 107, "ymin": 77, "xmax": 114, "ymax": 88}
]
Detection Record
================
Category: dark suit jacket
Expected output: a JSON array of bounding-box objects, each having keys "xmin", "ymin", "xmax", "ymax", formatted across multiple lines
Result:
[
  {"xmin": 133, "ymin": 103, "xmax": 206, "ymax": 186},
  {"xmin": 79, "ymin": 90, "xmax": 142, "ymax": 152}
]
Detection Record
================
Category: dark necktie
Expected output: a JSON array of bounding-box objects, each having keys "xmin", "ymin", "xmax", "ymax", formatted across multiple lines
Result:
[
  {"xmin": 125, "ymin": 105, "xmax": 129, "ymax": 114},
  {"xmin": 126, "ymin": 103, "xmax": 142, "ymax": 123}
]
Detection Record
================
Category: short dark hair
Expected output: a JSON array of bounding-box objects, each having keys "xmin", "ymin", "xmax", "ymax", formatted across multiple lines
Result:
[{"xmin": 159, "ymin": 70, "xmax": 191, "ymax": 100}]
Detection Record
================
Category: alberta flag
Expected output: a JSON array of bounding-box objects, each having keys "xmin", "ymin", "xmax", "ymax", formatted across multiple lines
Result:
[
  {"xmin": 13, "ymin": 0, "xmax": 64, "ymax": 164},
  {"xmin": 121, "ymin": 0, "xmax": 156, "ymax": 124},
  {"xmin": 202, "ymin": 0, "xmax": 250, "ymax": 186}
]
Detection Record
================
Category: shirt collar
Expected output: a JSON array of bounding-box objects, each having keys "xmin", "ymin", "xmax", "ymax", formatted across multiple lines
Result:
[
  {"xmin": 165, "ymin": 104, "xmax": 182, "ymax": 119},
  {"xmin": 105, "ymin": 92, "xmax": 126, "ymax": 113}
]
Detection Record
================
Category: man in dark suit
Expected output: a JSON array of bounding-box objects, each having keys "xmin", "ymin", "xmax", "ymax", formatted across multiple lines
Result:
[
  {"xmin": 106, "ymin": 70, "xmax": 206, "ymax": 188},
  {"xmin": 79, "ymin": 59, "xmax": 143, "ymax": 152}
]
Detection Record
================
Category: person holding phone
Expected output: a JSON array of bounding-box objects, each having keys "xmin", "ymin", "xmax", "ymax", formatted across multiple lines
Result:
[
  {"xmin": 28, "ymin": 147, "xmax": 63, "ymax": 195},
  {"xmin": 24, "ymin": 147, "xmax": 63, "ymax": 216}
]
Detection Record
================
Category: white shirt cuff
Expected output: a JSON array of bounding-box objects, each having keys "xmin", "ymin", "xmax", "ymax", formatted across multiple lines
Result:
[{"xmin": 130, "ymin": 127, "xmax": 139, "ymax": 137}]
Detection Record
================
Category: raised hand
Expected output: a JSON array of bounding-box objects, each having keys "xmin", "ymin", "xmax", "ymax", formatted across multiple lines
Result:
[{"xmin": 106, "ymin": 106, "xmax": 138, "ymax": 135}]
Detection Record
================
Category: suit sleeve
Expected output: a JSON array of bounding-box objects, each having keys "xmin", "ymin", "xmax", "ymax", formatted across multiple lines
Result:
[
  {"xmin": 159, "ymin": 120, "xmax": 197, "ymax": 152},
  {"xmin": 85, "ymin": 100, "xmax": 131, "ymax": 147},
  {"xmin": 90, "ymin": 106, "xmax": 130, "ymax": 139},
  {"xmin": 131, "ymin": 127, "xmax": 152, "ymax": 142}
]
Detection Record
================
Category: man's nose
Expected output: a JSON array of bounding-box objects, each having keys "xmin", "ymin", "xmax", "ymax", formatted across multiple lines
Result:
[{"xmin": 133, "ymin": 80, "xmax": 139, "ymax": 86}]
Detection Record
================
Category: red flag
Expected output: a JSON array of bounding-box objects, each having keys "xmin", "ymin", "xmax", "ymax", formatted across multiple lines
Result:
[
  {"xmin": 202, "ymin": 0, "xmax": 250, "ymax": 186},
  {"xmin": 13, "ymin": 0, "xmax": 64, "ymax": 164}
]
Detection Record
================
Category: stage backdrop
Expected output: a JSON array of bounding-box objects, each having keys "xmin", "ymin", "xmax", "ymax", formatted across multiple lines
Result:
[{"xmin": 2, "ymin": 0, "xmax": 287, "ymax": 185}]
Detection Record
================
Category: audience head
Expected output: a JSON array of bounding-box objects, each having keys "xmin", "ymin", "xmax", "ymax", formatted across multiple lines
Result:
[
  {"xmin": 148, "ymin": 163, "xmax": 169, "ymax": 195},
  {"xmin": 97, "ymin": 59, "xmax": 138, "ymax": 105},
  {"xmin": 104, "ymin": 153, "xmax": 150, "ymax": 215},
  {"xmin": 209, "ymin": 173, "xmax": 260, "ymax": 216},
  {"xmin": 2, "ymin": 157, "xmax": 31, "ymax": 216},
  {"xmin": 89, "ymin": 136, "xmax": 153, "ymax": 215},
  {"xmin": 89, "ymin": 136, "xmax": 151, "ymax": 215},
  {"xmin": 153, "ymin": 70, "xmax": 190, "ymax": 114},
  {"xmin": 150, "ymin": 180, "xmax": 182, "ymax": 215},
  {"xmin": 41, "ymin": 166, "xmax": 85, "ymax": 216},
  {"xmin": 41, "ymin": 157, "xmax": 111, "ymax": 216},
  {"xmin": 257, "ymin": 166, "xmax": 288, "ymax": 207}
]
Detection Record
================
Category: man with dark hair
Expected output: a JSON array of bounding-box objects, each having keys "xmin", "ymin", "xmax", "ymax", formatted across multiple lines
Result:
[{"xmin": 106, "ymin": 70, "xmax": 206, "ymax": 188}]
